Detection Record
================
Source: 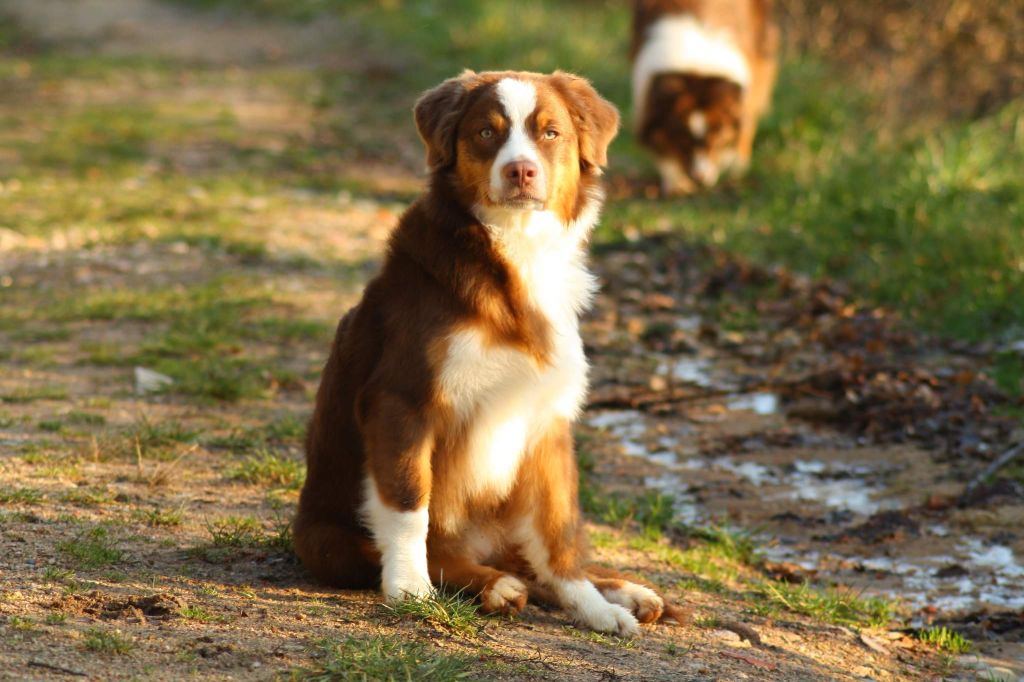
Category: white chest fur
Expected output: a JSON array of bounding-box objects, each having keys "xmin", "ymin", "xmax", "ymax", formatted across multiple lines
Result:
[{"xmin": 437, "ymin": 209, "xmax": 596, "ymax": 508}]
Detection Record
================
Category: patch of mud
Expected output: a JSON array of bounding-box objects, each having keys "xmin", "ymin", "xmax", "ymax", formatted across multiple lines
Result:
[{"xmin": 52, "ymin": 591, "xmax": 185, "ymax": 623}]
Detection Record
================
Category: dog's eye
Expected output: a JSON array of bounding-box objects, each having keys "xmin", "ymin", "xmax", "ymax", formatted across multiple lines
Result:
[
  {"xmin": 543, "ymin": 129, "xmax": 559, "ymax": 140},
  {"xmin": 479, "ymin": 128, "xmax": 494, "ymax": 139}
]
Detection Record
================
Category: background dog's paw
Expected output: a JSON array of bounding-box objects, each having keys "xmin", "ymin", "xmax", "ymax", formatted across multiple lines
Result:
[
  {"xmin": 480, "ymin": 574, "xmax": 528, "ymax": 615},
  {"xmin": 600, "ymin": 581, "xmax": 664, "ymax": 624}
]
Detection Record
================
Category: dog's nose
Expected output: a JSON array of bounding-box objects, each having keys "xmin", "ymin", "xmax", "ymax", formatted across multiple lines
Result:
[{"xmin": 503, "ymin": 160, "xmax": 539, "ymax": 188}]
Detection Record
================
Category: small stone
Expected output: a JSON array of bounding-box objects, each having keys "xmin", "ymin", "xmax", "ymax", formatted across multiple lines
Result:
[
  {"xmin": 980, "ymin": 667, "xmax": 1015, "ymax": 682},
  {"xmin": 957, "ymin": 655, "xmax": 984, "ymax": 670},
  {"xmin": 134, "ymin": 367, "xmax": 174, "ymax": 395},
  {"xmin": 711, "ymin": 628, "xmax": 741, "ymax": 642}
]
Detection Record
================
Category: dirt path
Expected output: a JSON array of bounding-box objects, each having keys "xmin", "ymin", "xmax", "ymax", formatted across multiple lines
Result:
[{"xmin": 1, "ymin": 2, "xmax": 1021, "ymax": 681}]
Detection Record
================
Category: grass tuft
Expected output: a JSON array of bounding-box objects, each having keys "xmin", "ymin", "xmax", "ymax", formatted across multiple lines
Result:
[
  {"xmin": 754, "ymin": 581, "xmax": 894, "ymax": 628},
  {"xmin": 917, "ymin": 626, "xmax": 972, "ymax": 654},
  {"xmin": 179, "ymin": 605, "xmax": 223, "ymax": 623},
  {"xmin": 57, "ymin": 526, "xmax": 124, "ymax": 569},
  {"xmin": 0, "ymin": 487, "xmax": 44, "ymax": 505},
  {"xmin": 384, "ymin": 589, "xmax": 482, "ymax": 638},
  {"xmin": 206, "ymin": 516, "xmax": 262, "ymax": 547},
  {"xmin": 229, "ymin": 449, "xmax": 305, "ymax": 489},
  {"xmin": 82, "ymin": 627, "xmax": 133, "ymax": 654},
  {"xmin": 134, "ymin": 506, "xmax": 185, "ymax": 527},
  {"xmin": 295, "ymin": 635, "xmax": 472, "ymax": 682}
]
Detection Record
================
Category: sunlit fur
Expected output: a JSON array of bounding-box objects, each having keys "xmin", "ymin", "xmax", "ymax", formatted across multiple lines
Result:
[{"xmin": 294, "ymin": 71, "xmax": 680, "ymax": 635}]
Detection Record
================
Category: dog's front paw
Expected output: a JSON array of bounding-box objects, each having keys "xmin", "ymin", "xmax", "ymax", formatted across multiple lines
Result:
[
  {"xmin": 600, "ymin": 581, "xmax": 664, "ymax": 624},
  {"xmin": 560, "ymin": 580, "xmax": 640, "ymax": 637},
  {"xmin": 382, "ymin": 569, "xmax": 433, "ymax": 602},
  {"xmin": 580, "ymin": 600, "xmax": 639, "ymax": 636},
  {"xmin": 480, "ymin": 575, "xmax": 528, "ymax": 615}
]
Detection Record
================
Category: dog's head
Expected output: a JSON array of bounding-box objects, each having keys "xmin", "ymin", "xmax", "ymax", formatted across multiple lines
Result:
[
  {"xmin": 414, "ymin": 70, "xmax": 619, "ymax": 225},
  {"xmin": 642, "ymin": 73, "xmax": 743, "ymax": 194}
]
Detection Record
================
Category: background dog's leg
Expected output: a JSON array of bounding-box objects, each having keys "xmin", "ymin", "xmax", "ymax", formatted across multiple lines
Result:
[
  {"xmin": 358, "ymin": 391, "xmax": 435, "ymax": 601},
  {"xmin": 510, "ymin": 420, "xmax": 640, "ymax": 636}
]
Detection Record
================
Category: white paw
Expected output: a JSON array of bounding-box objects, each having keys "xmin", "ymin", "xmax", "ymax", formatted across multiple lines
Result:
[
  {"xmin": 382, "ymin": 568, "xmax": 433, "ymax": 602},
  {"xmin": 558, "ymin": 579, "xmax": 640, "ymax": 637},
  {"xmin": 480, "ymin": 575, "xmax": 528, "ymax": 614},
  {"xmin": 579, "ymin": 600, "xmax": 640, "ymax": 636},
  {"xmin": 600, "ymin": 582, "xmax": 664, "ymax": 624}
]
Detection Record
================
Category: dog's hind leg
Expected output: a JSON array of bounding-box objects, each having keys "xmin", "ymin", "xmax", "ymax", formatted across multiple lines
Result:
[{"xmin": 291, "ymin": 518, "xmax": 380, "ymax": 589}]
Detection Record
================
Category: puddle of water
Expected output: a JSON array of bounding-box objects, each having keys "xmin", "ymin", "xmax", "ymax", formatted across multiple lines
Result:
[
  {"xmin": 726, "ymin": 393, "xmax": 780, "ymax": 415},
  {"xmin": 589, "ymin": 407, "xmax": 1024, "ymax": 616},
  {"xmin": 713, "ymin": 457, "xmax": 776, "ymax": 487},
  {"xmin": 645, "ymin": 471, "xmax": 702, "ymax": 526},
  {"xmin": 588, "ymin": 410, "xmax": 650, "ymax": 459},
  {"xmin": 765, "ymin": 535, "xmax": 1024, "ymax": 615},
  {"xmin": 655, "ymin": 356, "xmax": 714, "ymax": 387},
  {"xmin": 674, "ymin": 316, "xmax": 702, "ymax": 333}
]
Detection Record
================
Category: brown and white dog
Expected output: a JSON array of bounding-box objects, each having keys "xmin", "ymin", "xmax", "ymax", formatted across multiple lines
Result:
[
  {"xmin": 632, "ymin": 0, "xmax": 778, "ymax": 194},
  {"xmin": 294, "ymin": 70, "xmax": 668, "ymax": 635}
]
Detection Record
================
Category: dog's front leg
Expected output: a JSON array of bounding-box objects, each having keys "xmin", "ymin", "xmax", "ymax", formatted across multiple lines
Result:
[
  {"xmin": 358, "ymin": 389, "xmax": 434, "ymax": 602},
  {"xmin": 514, "ymin": 420, "xmax": 640, "ymax": 636}
]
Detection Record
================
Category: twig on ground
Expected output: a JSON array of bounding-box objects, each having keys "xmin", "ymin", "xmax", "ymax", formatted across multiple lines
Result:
[
  {"xmin": 961, "ymin": 441, "xmax": 1024, "ymax": 502},
  {"xmin": 27, "ymin": 660, "xmax": 87, "ymax": 677}
]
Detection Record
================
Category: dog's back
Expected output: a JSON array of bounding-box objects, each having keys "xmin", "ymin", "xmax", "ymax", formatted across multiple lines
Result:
[{"xmin": 632, "ymin": 0, "xmax": 778, "ymax": 194}]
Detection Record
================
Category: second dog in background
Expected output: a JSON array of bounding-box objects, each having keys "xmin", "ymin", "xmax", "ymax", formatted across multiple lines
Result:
[{"xmin": 632, "ymin": 0, "xmax": 778, "ymax": 195}]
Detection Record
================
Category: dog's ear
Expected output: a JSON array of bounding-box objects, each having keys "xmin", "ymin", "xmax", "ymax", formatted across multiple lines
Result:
[
  {"xmin": 414, "ymin": 70, "xmax": 480, "ymax": 172},
  {"xmin": 550, "ymin": 71, "xmax": 620, "ymax": 174}
]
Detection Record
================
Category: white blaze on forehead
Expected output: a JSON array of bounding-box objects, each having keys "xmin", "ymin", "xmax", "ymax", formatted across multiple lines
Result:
[
  {"xmin": 688, "ymin": 110, "xmax": 707, "ymax": 138},
  {"xmin": 490, "ymin": 78, "xmax": 543, "ymax": 198},
  {"xmin": 632, "ymin": 14, "xmax": 750, "ymax": 132}
]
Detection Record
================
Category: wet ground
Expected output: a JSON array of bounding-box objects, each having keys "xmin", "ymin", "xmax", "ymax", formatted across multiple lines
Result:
[{"xmin": 577, "ymin": 241, "xmax": 1024, "ymax": 675}]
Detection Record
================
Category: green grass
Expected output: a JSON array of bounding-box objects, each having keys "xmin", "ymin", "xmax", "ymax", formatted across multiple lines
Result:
[
  {"xmin": 134, "ymin": 506, "xmax": 185, "ymax": 527},
  {"xmin": 0, "ymin": 386, "xmax": 68, "ymax": 403},
  {"xmin": 198, "ymin": 514, "xmax": 293, "ymax": 559},
  {"xmin": 205, "ymin": 515, "xmax": 263, "ymax": 547},
  {"xmin": 384, "ymin": 590, "xmax": 482, "ymax": 638},
  {"xmin": 82, "ymin": 627, "xmax": 134, "ymax": 654},
  {"xmin": 57, "ymin": 526, "xmax": 124, "ymax": 569},
  {"xmin": 991, "ymin": 351, "xmax": 1024, "ymax": 397},
  {"xmin": 59, "ymin": 487, "xmax": 114, "ymax": 506},
  {"xmin": 917, "ymin": 626, "xmax": 972, "ymax": 654},
  {"xmin": 207, "ymin": 415, "xmax": 308, "ymax": 453},
  {"xmin": 179, "ymin": 605, "xmax": 223, "ymax": 623},
  {"xmin": 604, "ymin": 87, "xmax": 1024, "ymax": 342},
  {"xmin": 228, "ymin": 450, "xmax": 306, "ymax": 489},
  {"xmin": 8, "ymin": 615, "xmax": 35, "ymax": 631},
  {"xmin": 295, "ymin": 635, "xmax": 473, "ymax": 682},
  {"xmin": 0, "ymin": 487, "xmax": 44, "ymax": 505},
  {"xmin": 165, "ymin": 0, "xmax": 1024, "ymax": 343},
  {"xmin": 754, "ymin": 580, "xmax": 894, "ymax": 628}
]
